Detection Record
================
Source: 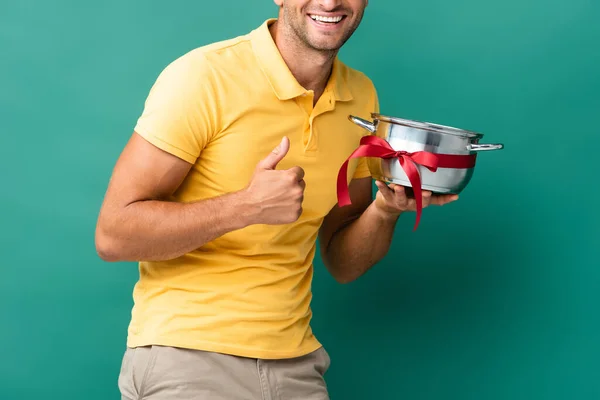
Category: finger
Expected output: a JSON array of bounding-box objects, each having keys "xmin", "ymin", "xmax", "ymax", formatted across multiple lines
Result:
[
  {"xmin": 374, "ymin": 180, "xmax": 387, "ymax": 194},
  {"xmin": 256, "ymin": 136, "xmax": 290, "ymax": 170},
  {"xmin": 403, "ymin": 197, "xmax": 417, "ymax": 211},
  {"xmin": 287, "ymin": 166, "xmax": 305, "ymax": 181},
  {"xmin": 389, "ymin": 184, "xmax": 405, "ymax": 195},
  {"xmin": 392, "ymin": 185, "xmax": 419, "ymax": 210},
  {"xmin": 430, "ymin": 193, "xmax": 459, "ymax": 206},
  {"xmin": 389, "ymin": 184, "xmax": 411, "ymax": 204},
  {"xmin": 374, "ymin": 180, "xmax": 389, "ymax": 192},
  {"xmin": 375, "ymin": 180, "xmax": 395, "ymax": 203},
  {"xmin": 421, "ymin": 190, "xmax": 433, "ymax": 208}
]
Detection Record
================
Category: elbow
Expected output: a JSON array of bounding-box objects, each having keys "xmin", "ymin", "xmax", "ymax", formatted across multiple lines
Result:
[
  {"xmin": 323, "ymin": 258, "xmax": 360, "ymax": 284},
  {"xmin": 333, "ymin": 274, "xmax": 357, "ymax": 285},
  {"xmin": 95, "ymin": 225, "xmax": 124, "ymax": 262},
  {"xmin": 332, "ymin": 269, "xmax": 361, "ymax": 284}
]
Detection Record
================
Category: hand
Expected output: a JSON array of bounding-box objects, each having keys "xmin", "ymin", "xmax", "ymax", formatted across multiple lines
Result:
[
  {"xmin": 245, "ymin": 136, "xmax": 305, "ymax": 225},
  {"xmin": 373, "ymin": 180, "xmax": 459, "ymax": 218}
]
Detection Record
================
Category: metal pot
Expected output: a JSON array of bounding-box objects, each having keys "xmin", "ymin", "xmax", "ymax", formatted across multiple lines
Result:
[{"xmin": 349, "ymin": 114, "xmax": 504, "ymax": 194}]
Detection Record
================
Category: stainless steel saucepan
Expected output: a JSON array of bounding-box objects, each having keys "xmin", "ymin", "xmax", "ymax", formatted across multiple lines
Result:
[{"xmin": 349, "ymin": 113, "xmax": 504, "ymax": 194}]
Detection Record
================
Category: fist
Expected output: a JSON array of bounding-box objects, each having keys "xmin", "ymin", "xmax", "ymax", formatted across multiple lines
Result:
[
  {"xmin": 374, "ymin": 180, "xmax": 459, "ymax": 217},
  {"xmin": 245, "ymin": 137, "xmax": 306, "ymax": 225}
]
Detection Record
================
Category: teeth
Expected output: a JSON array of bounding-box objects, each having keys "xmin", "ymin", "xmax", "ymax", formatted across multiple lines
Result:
[{"xmin": 310, "ymin": 14, "xmax": 343, "ymax": 23}]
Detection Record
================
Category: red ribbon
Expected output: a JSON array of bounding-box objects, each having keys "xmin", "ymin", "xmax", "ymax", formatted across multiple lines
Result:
[{"xmin": 337, "ymin": 135, "xmax": 477, "ymax": 230}]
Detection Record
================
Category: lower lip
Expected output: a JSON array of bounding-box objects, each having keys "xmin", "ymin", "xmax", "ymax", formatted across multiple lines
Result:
[{"xmin": 307, "ymin": 15, "xmax": 345, "ymax": 31}]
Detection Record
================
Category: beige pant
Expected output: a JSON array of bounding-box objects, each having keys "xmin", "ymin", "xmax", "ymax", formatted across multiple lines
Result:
[{"xmin": 118, "ymin": 345, "xmax": 331, "ymax": 399}]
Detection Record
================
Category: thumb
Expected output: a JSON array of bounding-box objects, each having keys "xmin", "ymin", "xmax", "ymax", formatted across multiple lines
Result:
[{"xmin": 257, "ymin": 136, "xmax": 290, "ymax": 170}]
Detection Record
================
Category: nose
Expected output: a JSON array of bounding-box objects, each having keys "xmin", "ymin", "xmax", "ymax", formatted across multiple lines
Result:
[{"xmin": 316, "ymin": 0, "xmax": 343, "ymax": 11}]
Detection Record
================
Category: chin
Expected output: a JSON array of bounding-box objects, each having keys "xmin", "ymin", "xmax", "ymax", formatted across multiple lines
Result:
[
  {"xmin": 311, "ymin": 40, "xmax": 346, "ymax": 52},
  {"xmin": 305, "ymin": 33, "xmax": 346, "ymax": 52},
  {"xmin": 303, "ymin": 25, "xmax": 353, "ymax": 52},
  {"xmin": 315, "ymin": 44, "xmax": 343, "ymax": 52}
]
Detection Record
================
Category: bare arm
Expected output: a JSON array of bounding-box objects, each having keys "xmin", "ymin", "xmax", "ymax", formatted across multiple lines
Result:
[
  {"xmin": 94, "ymin": 133, "xmax": 254, "ymax": 262},
  {"xmin": 95, "ymin": 133, "xmax": 304, "ymax": 262},
  {"xmin": 319, "ymin": 178, "xmax": 459, "ymax": 283},
  {"xmin": 319, "ymin": 177, "xmax": 398, "ymax": 283}
]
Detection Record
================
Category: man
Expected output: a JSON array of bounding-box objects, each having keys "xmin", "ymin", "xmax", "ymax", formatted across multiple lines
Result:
[{"xmin": 95, "ymin": 1, "xmax": 458, "ymax": 399}]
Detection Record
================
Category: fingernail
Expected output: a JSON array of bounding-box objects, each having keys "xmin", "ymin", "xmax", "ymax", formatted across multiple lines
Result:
[{"xmin": 272, "ymin": 137, "xmax": 286, "ymax": 154}]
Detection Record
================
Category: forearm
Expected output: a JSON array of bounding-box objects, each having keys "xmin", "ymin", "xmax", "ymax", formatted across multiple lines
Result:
[
  {"xmin": 323, "ymin": 201, "xmax": 399, "ymax": 283},
  {"xmin": 95, "ymin": 190, "xmax": 255, "ymax": 262}
]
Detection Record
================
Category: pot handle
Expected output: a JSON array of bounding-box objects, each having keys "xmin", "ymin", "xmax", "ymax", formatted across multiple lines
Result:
[
  {"xmin": 348, "ymin": 115, "xmax": 377, "ymax": 133},
  {"xmin": 467, "ymin": 143, "xmax": 504, "ymax": 151}
]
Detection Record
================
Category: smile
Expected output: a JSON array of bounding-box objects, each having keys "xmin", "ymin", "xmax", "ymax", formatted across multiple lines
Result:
[{"xmin": 309, "ymin": 14, "xmax": 344, "ymax": 23}]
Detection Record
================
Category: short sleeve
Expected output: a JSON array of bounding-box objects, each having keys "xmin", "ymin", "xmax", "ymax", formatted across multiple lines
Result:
[
  {"xmin": 133, "ymin": 51, "xmax": 218, "ymax": 164},
  {"xmin": 351, "ymin": 83, "xmax": 379, "ymax": 179}
]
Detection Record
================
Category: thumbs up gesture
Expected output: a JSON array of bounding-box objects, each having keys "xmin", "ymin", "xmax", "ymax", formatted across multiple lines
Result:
[{"xmin": 244, "ymin": 137, "xmax": 306, "ymax": 225}]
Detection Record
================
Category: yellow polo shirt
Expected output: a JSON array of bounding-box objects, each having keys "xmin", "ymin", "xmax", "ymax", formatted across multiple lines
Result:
[{"xmin": 126, "ymin": 19, "xmax": 379, "ymax": 359}]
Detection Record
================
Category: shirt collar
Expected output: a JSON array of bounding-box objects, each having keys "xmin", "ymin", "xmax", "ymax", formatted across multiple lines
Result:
[{"xmin": 250, "ymin": 19, "xmax": 353, "ymax": 102}]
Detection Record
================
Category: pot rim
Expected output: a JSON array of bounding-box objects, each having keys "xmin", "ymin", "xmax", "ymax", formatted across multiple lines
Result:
[{"xmin": 372, "ymin": 113, "xmax": 484, "ymax": 139}]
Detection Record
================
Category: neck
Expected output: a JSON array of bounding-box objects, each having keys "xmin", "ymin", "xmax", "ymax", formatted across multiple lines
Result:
[{"xmin": 269, "ymin": 20, "xmax": 336, "ymax": 102}]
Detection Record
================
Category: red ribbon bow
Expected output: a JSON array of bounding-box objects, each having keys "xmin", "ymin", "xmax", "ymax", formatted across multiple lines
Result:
[{"xmin": 337, "ymin": 135, "xmax": 477, "ymax": 231}]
